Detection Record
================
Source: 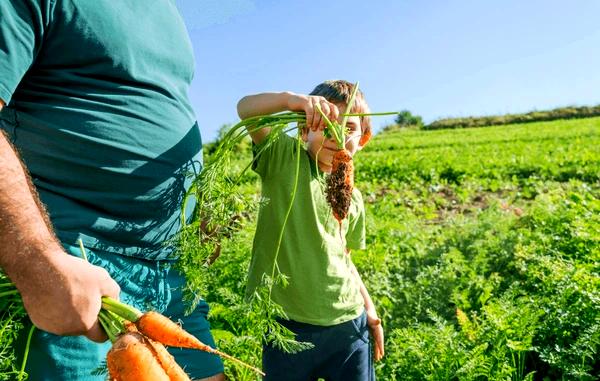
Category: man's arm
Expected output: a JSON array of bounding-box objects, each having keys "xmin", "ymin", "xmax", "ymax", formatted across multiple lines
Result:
[
  {"xmin": 237, "ymin": 92, "xmax": 339, "ymax": 145},
  {"xmin": 0, "ymin": 116, "xmax": 120, "ymax": 342},
  {"xmin": 348, "ymin": 253, "xmax": 385, "ymax": 361}
]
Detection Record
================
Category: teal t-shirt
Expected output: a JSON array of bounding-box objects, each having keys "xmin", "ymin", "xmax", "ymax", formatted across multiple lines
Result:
[
  {"xmin": 247, "ymin": 134, "xmax": 366, "ymax": 326},
  {"xmin": 0, "ymin": 0, "xmax": 200, "ymax": 258}
]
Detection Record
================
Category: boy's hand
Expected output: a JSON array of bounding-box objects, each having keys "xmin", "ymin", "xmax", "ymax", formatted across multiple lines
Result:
[
  {"xmin": 287, "ymin": 94, "xmax": 339, "ymax": 132},
  {"xmin": 367, "ymin": 309, "xmax": 385, "ymax": 361}
]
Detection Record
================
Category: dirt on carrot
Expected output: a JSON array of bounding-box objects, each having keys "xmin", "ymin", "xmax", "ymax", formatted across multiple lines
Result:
[
  {"xmin": 107, "ymin": 332, "xmax": 170, "ymax": 381},
  {"xmin": 146, "ymin": 338, "xmax": 191, "ymax": 381},
  {"xmin": 326, "ymin": 149, "xmax": 354, "ymax": 222}
]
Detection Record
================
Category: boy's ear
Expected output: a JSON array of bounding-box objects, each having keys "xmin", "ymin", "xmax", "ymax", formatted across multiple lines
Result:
[{"xmin": 358, "ymin": 129, "xmax": 372, "ymax": 147}]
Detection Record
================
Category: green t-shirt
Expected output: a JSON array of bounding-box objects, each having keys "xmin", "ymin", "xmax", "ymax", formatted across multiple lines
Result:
[
  {"xmin": 0, "ymin": 1, "xmax": 200, "ymax": 259},
  {"xmin": 247, "ymin": 134, "xmax": 366, "ymax": 326}
]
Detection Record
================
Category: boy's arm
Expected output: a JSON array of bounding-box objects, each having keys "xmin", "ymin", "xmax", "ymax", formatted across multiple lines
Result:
[
  {"xmin": 348, "ymin": 253, "xmax": 385, "ymax": 361},
  {"xmin": 0, "ymin": 126, "xmax": 120, "ymax": 342},
  {"xmin": 236, "ymin": 91, "xmax": 339, "ymax": 145}
]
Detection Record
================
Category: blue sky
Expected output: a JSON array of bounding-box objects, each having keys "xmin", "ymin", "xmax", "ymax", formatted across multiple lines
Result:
[{"xmin": 175, "ymin": 0, "xmax": 600, "ymax": 142}]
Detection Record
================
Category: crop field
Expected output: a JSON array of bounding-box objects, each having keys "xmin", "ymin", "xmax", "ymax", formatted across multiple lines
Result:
[{"xmin": 204, "ymin": 117, "xmax": 600, "ymax": 380}]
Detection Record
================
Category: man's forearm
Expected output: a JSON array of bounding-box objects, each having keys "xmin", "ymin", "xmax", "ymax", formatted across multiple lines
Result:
[
  {"xmin": 0, "ymin": 130, "xmax": 60, "ymax": 284},
  {"xmin": 0, "ymin": 132, "xmax": 122, "ymax": 342}
]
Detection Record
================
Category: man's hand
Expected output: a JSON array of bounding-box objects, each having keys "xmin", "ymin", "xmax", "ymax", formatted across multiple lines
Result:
[
  {"xmin": 366, "ymin": 308, "xmax": 384, "ymax": 361},
  {"xmin": 14, "ymin": 245, "xmax": 120, "ymax": 342}
]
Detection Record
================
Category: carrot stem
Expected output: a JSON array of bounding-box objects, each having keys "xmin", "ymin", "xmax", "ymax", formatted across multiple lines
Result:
[
  {"xmin": 342, "ymin": 111, "xmax": 398, "ymax": 117},
  {"xmin": 78, "ymin": 239, "xmax": 88, "ymax": 262},
  {"xmin": 17, "ymin": 325, "xmax": 35, "ymax": 381},
  {"xmin": 98, "ymin": 310, "xmax": 118, "ymax": 343},
  {"xmin": 0, "ymin": 290, "xmax": 18, "ymax": 298},
  {"xmin": 316, "ymin": 103, "xmax": 341, "ymax": 147},
  {"xmin": 268, "ymin": 133, "xmax": 302, "ymax": 299},
  {"xmin": 211, "ymin": 349, "xmax": 265, "ymax": 376},
  {"xmin": 101, "ymin": 297, "xmax": 142, "ymax": 322},
  {"xmin": 340, "ymin": 81, "xmax": 360, "ymax": 132}
]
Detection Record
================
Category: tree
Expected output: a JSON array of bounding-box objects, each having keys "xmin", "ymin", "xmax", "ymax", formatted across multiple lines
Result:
[{"xmin": 395, "ymin": 110, "xmax": 423, "ymax": 128}]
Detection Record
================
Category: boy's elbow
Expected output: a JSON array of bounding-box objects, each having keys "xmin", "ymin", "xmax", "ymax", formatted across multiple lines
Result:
[{"xmin": 237, "ymin": 96, "xmax": 250, "ymax": 119}]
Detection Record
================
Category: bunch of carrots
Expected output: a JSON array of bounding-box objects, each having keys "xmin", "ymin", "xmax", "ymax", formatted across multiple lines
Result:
[
  {"xmin": 0, "ymin": 284, "xmax": 263, "ymax": 380},
  {"xmin": 100, "ymin": 297, "xmax": 264, "ymax": 380},
  {"xmin": 0, "ymin": 241, "xmax": 264, "ymax": 381}
]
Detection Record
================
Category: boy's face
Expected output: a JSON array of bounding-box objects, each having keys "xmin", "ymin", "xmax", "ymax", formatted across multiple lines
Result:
[{"xmin": 302, "ymin": 110, "xmax": 363, "ymax": 173}]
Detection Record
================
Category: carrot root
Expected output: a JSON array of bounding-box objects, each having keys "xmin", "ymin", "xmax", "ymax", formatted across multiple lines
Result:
[
  {"xmin": 146, "ymin": 338, "xmax": 191, "ymax": 381},
  {"xmin": 136, "ymin": 311, "xmax": 265, "ymax": 376},
  {"xmin": 326, "ymin": 149, "xmax": 354, "ymax": 222},
  {"xmin": 107, "ymin": 332, "xmax": 170, "ymax": 381},
  {"xmin": 136, "ymin": 311, "xmax": 213, "ymax": 351}
]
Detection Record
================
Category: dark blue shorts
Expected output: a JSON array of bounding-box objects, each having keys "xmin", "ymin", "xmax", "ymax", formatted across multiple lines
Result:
[{"xmin": 263, "ymin": 311, "xmax": 375, "ymax": 381}]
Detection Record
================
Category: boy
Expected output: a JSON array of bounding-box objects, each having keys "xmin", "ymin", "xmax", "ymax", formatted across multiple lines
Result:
[{"xmin": 237, "ymin": 80, "xmax": 384, "ymax": 380}]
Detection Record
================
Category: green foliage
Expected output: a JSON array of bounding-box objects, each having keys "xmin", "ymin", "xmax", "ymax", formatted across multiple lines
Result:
[
  {"xmin": 0, "ymin": 274, "xmax": 27, "ymax": 381},
  {"xmin": 425, "ymin": 104, "xmax": 600, "ymax": 130},
  {"xmin": 198, "ymin": 117, "xmax": 599, "ymax": 380},
  {"xmin": 359, "ymin": 117, "xmax": 600, "ymax": 186},
  {"xmin": 204, "ymin": 124, "xmax": 253, "ymax": 156},
  {"xmin": 384, "ymin": 109, "xmax": 424, "ymax": 131}
]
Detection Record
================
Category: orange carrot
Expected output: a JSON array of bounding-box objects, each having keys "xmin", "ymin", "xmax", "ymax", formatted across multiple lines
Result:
[
  {"xmin": 136, "ymin": 311, "xmax": 265, "ymax": 376},
  {"xmin": 326, "ymin": 149, "xmax": 354, "ymax": 223},
  {"xmin": 136, "ymin": 311, "xmax": 213, "ymax": 351},
  {"xmin": 107, "ymin": 332, "xmax": 170, "ymax": 381},
  {"xmin": 146, "ymin": 338, "xmax": 191, "ymax": 381},
  {"xmin": 117, "ymin": 321, "xmax": 190, "ymax": 380},
  {"xmin": 102, "ymin": 298, "xmax": 265, "ymax": 377}
]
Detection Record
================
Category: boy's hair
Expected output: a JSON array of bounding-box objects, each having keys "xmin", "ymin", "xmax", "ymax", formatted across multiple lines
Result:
[{"xmin": 309, "ymin": 80, "xmax": 372, "ymax": 146}]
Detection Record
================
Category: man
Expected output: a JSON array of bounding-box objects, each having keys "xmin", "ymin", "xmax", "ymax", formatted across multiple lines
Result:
[{"xmin": 0, "ymin": 1, "xmax": 224, "ymax": 379}]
